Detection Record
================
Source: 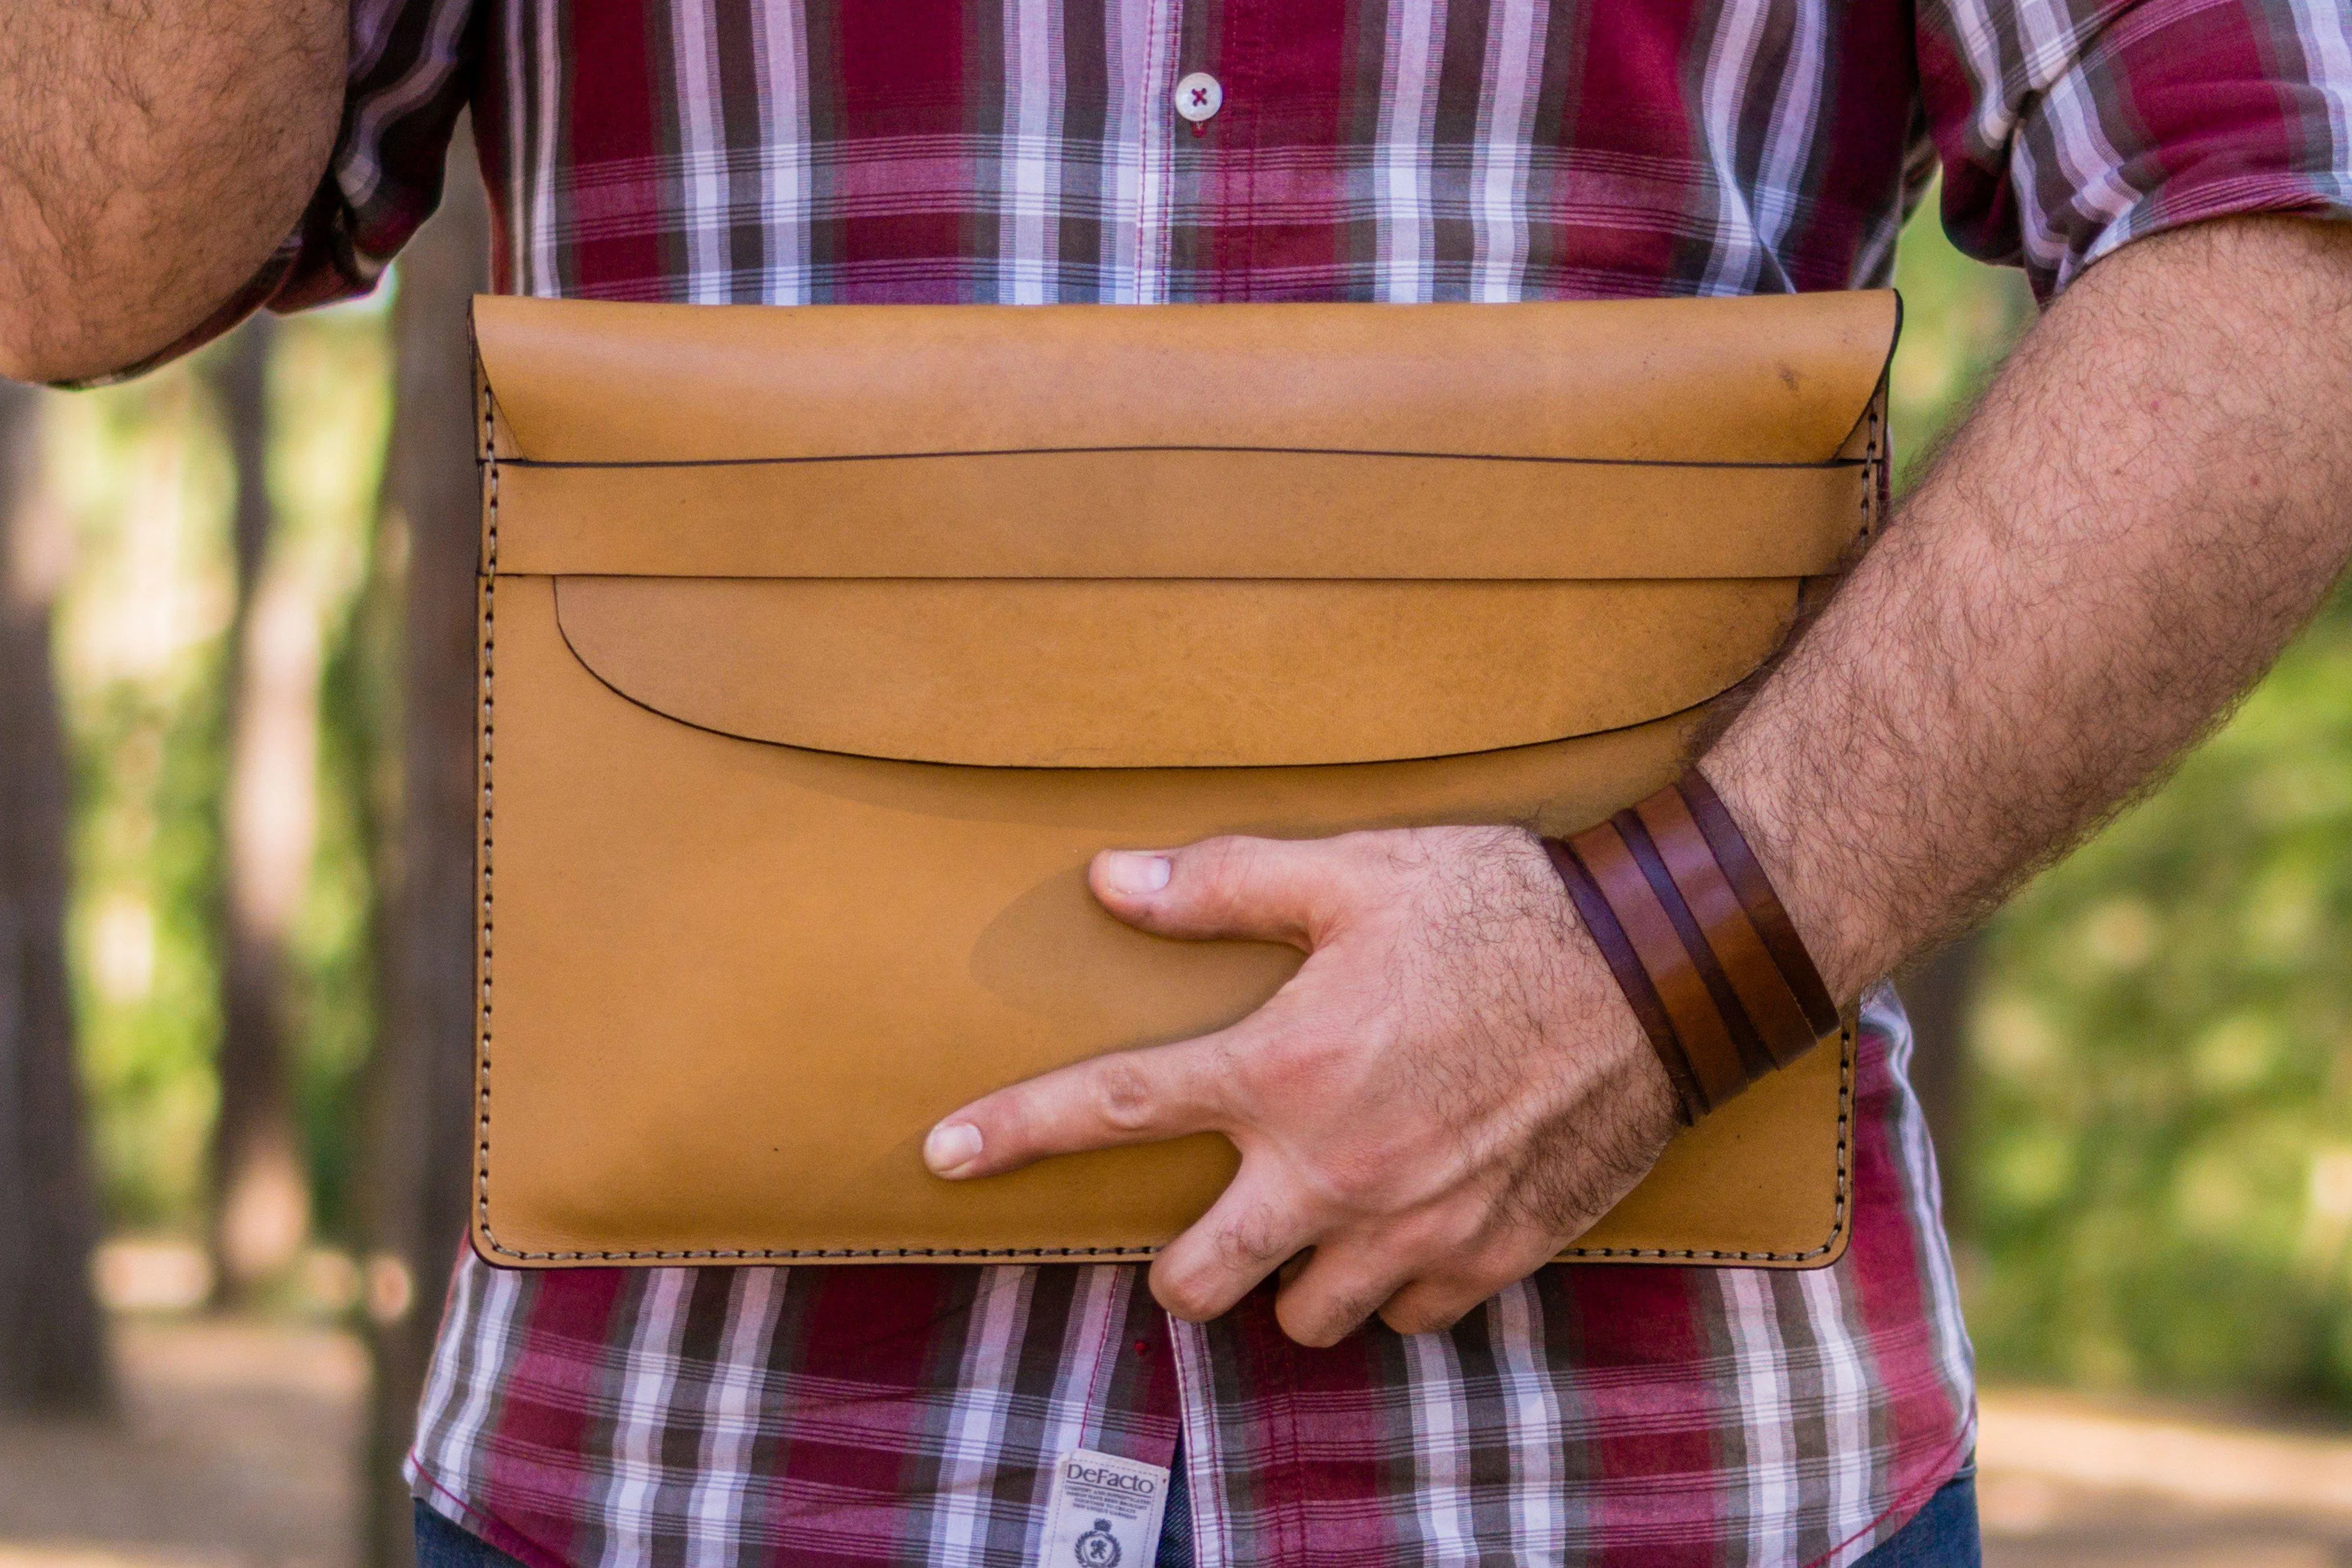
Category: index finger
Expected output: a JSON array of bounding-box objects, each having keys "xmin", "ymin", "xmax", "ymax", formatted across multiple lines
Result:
[{"xmin": 923, "ymin": 1028, "xmax": 1245, "ymax": 1180}]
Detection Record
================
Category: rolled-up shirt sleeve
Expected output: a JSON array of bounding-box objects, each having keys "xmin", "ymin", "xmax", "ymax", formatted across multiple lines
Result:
[
  {"xmin": 1916, "ymin": 0, "xmax": 2352, "ymax": 299},
  {"xmin": 88, "ymin": 0, "xmax": 480, "ymax": 384}
]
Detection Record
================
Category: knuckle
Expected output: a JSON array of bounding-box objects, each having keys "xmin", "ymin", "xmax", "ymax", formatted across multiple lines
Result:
[
  {"xmin": 1319, "ymin": 1290, "xmax": 1390, "ymax": 1343},
  {"xmin": 1380, "ymin": 1299, "xmax": 1464, "ymax": 1337},
  {"xmin": 1155, "ymin": 1271, "xmax": 1225, "ymax": 1323},
  {"xmin": 1286, "ymin": 1317, "xmax": 1348, "ymax": 1349},
  {"xmin": 1088, "ymin": 1056, "xmax": 1162, "ymax": 1135},
  {"xmin": 1278, "ymin": 1259, "xmax": 1396, "ymax": 1346},
  {"xmin": 1281, "ymin": 1296, "xmax": 1364, "ymax": 1348},
  {"xmin": 1186, "ymin": 837, "xmax": 1263, "ymax": 915},
  {"xmin": 1212, "ymin": 1206, "xmax": 1294, "ymax": 1272}
]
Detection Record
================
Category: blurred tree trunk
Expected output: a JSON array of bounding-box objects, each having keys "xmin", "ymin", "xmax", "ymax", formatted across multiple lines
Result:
[
  {"xmin": 1895, "ymin": 932, "xmax": 1979, "ymax": 1232},
  {"xmin": 0, "ymin": 380, "xmax": 113, "ymax": 1413},
  {"xmin": 207, "ymin": 317, "xmax": 320, "ymax": 1303},
  {"xmin": 357, "ymin": 117, "xmax": 490, "ymax": 1568}
]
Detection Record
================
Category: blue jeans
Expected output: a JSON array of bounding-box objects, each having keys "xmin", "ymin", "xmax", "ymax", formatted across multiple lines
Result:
[
  {"xmin": 1850, "ymin": 1467, "xmax": 1982, "ymax": 1567},
  {"xmin": 413, "ymin": 1467, "xmax": 1980, "ymax": 1566}
]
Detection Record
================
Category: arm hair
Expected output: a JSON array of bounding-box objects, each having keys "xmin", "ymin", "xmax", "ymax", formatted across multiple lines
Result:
[
  {"xmin": 0, "ymin": 1, "xmax": 346, "ymax": 384},
  {"xmin": 1707, "ymin": 216, "xmax": 2352, "ymax": 1000}
]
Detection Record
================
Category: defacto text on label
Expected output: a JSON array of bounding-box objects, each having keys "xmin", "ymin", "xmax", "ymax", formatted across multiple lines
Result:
[{"xmin": 1039, "ymin": 1447, "xmax": 1171, "ymax": 1568}]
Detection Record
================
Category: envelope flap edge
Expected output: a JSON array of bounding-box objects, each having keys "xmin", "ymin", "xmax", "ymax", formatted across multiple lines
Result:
[{"xmin": 471, "ymin": 292, "xmax": 1900, "ymax": 467}]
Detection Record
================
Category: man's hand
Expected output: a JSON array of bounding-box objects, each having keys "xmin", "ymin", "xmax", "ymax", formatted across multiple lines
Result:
[{"xmin": 926, "ymin": 826, "xmax": 1680, "ymax": 1346}]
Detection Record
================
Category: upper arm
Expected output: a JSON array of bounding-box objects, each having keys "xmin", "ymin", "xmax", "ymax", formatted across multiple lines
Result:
[{"xmin": 1913, "ymin": 0, "xmax": 2352, "ymax": 300}]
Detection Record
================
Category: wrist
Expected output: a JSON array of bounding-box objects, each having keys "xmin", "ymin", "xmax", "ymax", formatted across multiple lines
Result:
[
  {"xmin": 1689, "ymin": 750, "xmax": 1884, "ymax": 1008},
  {"xmin": 1538, "ymin": 772, "xmax": 1839, "ymax": 1122}
]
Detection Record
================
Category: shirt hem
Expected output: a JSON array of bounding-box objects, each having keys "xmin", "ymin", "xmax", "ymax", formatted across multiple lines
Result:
[
  {"xmin": 411, "ymin": 1460, "xmax": 580, "ymax": 1568},
  {"xmin": 1803, "ymin": 1409, "xmax": 1980, "ymax": 1568}
]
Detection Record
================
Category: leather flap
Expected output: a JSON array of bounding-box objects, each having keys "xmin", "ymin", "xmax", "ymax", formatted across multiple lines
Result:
[
  {"xmin": 475, "ymin": 293, "xmax": 1893, "ymax": 581},
  {"xmin": 474, "ymin": 292, "xmax": 1897, "ymax": 464},
  {"xmin": 555, "ymin": 576, "xmax": 1801, "ymax": 766},
  {"xmin": 496, "ymin": 293, "xmax": 1889, "ymax": 763}
]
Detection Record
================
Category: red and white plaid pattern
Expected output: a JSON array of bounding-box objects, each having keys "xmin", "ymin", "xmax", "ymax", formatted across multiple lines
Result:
[
  {"xmin": 245, "ymin": 1, "xmax": 2351, "ymax": 1561},
  {"xmin": 404, "ymin": 1002, "xmax": 1972, "ymax": 1567}
]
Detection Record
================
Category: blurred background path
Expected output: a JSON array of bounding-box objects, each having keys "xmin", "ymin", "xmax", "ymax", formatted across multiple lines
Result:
[{"xmin": 0, "ymin": 1314, "xmax": 359, "ymax": 1568}]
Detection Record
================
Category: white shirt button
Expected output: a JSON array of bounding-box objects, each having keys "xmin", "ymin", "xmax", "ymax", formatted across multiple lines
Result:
[{"xmin": 1174, "ymin": 72, "xmax": 1223, "ymax": 124}]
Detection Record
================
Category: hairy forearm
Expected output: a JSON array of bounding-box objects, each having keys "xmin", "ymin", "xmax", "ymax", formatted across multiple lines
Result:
[
  {"xmin": 1709, "ymin": 216, "xmax": 2352, "ymax": 1002},
  {"xmin": 0, "ymin": 1, "xmax": 345, "ymax": 385}
]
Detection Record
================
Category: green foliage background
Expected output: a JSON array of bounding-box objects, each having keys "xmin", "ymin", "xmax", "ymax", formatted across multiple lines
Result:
[
  {"xmin": 1890, "ymin": 202, "xmax": 2352, "ymax": 1409},
  {"xmin": 36, "ymin": 200, "xmax": 2352, "ymax": 1407},
  {"xmin": 46, "ymin": 308, "xmax": 390, "ymax": 1241},
  {"xmin": 1967, "ymin": 570, "xmax": 2352, "ymax": 1404}
]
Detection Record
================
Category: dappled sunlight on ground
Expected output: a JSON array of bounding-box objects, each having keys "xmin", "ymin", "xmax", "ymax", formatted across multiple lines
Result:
[
  {"xmin": 1976, "ymin": 1389, "xmax": 2352, "ymax": 1567},
  {"xmin": 0, "ymin": 1319, "xmax": 362, "ymax": 1568}
]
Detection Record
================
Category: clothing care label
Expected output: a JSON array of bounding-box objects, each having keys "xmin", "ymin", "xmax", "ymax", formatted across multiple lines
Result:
[{"xmin": 1040, "ymin": 1448, "xmax": 1171, "ymax": 1568}]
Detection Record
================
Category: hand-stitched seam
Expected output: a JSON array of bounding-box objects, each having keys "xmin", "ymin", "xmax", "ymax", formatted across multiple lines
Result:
[
  {"xmin": 1860, "ymin": 404, "xmax": 1874, "ymax": 541},
  {"xmin": 476, "ymin": 390, "xmax": 503, "ymax": 1257},
  {"xmin": 471, "ymin": 350, "xmax": 1860, "ymax": 1261},
  {"xmin": 473, "ymin": 1020, "xmax": 1858, "ymax": 1263},
  {"xmin": 1554, "ymin": 1020, "xmax": 1854, "ymax": 1263},
  {"xmin": 1859, "ymin": 393, "xmax": 1883, "ymax": 541}
]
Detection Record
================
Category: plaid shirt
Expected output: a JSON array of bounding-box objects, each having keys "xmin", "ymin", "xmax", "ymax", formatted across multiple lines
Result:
[{"xmin": 245, "ymin": 0, "xmax": 2351, "ymax": 1562}]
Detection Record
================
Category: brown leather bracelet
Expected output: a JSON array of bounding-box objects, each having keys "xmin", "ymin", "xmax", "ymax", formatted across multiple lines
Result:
[
  {"xmin": 1570, "ymin": 818, "xmax": 1750, "ymax": 1114},
  {"xmin": 1675, "ymin": 769, "xmax": 1840, "ymax": 1041},
  {"xmin": 1634, "ymin": 787, "xmax": 1817, "ymax": 1070},
  {"xmin": 1541, "ymin": 772, "xmax": 1836, "ymax": 1121},
  {"xmin": 1538, "ymin": 838, "xmax": 1706, "ymax": 1125},
  {"xmin": 1610, "ymin": 806, "xmax": 1778, "ymax": 1086}
]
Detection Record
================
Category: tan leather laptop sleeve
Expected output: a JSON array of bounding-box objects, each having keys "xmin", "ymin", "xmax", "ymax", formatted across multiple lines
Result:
[{"xmin": 470, "ymin": 291, "xmax": 1894, "ymax": 1270}]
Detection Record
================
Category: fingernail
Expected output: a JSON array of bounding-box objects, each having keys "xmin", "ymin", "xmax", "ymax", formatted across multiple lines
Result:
[
  {"xmin": 1102, "ymin": 852, "xmax": 1172, "ymax": 896},
  {"xmin": 924, "ymin": 1121, "xmax": 984, "ymax": 1175}
]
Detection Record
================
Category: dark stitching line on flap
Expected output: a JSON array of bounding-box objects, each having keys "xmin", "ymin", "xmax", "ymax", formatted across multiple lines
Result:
[
  {"xmin": 492, "ymin": 446, "xmax": 1871, "ymax": 474},
  {"xmin": 544, "ymin": 580, "xmax": 1806, "ymax": 775}
]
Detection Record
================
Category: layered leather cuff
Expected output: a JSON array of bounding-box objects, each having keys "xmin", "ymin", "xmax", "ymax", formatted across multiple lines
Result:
[{"xmin": 1541, "ymin": 771, "xmax": 1836, "ymax": 1124}]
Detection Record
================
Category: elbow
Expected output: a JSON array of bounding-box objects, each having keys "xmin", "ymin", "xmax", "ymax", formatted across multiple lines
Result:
[
  {"xmin": 0, "ymin": 292, "xmax": 195, "ymax": 388},
  {"xmin": 0, "ymin": 106, "xmax": 334, "ymax": 388},
  {"xmin": 0, "ymin": 304, "xmax": 74, "ymax": 387},
  {"xmin": 0, "ymin": 206, "xmax": 303, "ymax": 388},
  {"xmin": 0, "ymin": 284, "xmax": 242, "ymax": 389},
  {"xmin": 0, "ymin": 328, "xmax": 123, "ymax": 390}
]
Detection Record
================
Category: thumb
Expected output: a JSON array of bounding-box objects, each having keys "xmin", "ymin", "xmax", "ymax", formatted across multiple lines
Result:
[{"xmin": 1090, "ymin": 835, "xmax": 1345, "ymax": 948}]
